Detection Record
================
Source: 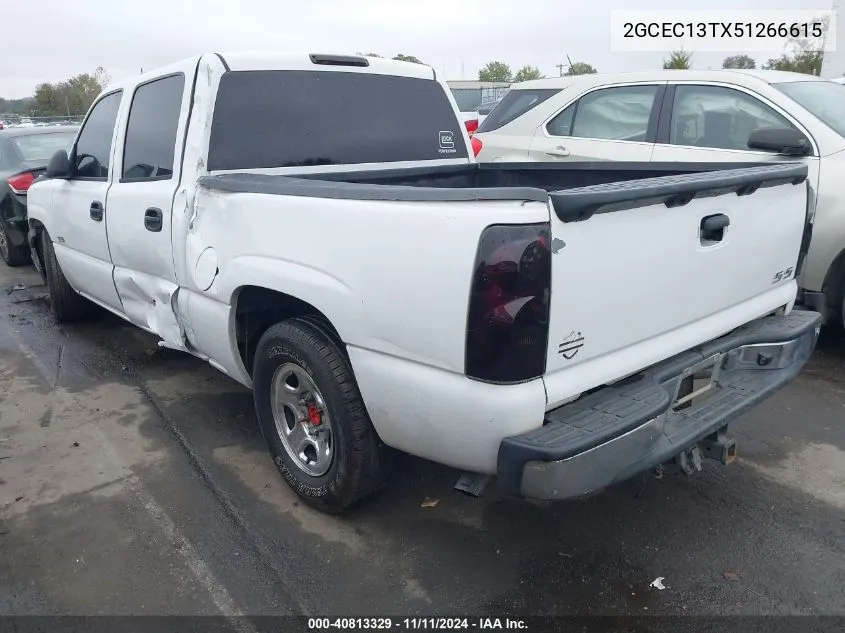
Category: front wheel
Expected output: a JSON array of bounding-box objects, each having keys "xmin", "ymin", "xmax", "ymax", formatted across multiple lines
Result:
[
  {"xmin": 252, "ymin": 318, "xmax": 389, "ymax": 513},
  {"xmin": 41, "ymin": 229, "xmax": 89, "ymax": 322}
]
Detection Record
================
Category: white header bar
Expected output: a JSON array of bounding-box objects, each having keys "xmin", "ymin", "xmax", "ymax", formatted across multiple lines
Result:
[{"xmin": 611, "ymin": 10, "xmax": 835, "ymax": 52}]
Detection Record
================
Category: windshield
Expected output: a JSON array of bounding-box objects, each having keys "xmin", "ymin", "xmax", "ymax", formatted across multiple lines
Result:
[
  {"xmin": 12, "ymin": 131, "xmax": 77, "ymax": 162},
  {"xmin": 775, "ymin": 81, "xmax": 845, "ymax": 137}
]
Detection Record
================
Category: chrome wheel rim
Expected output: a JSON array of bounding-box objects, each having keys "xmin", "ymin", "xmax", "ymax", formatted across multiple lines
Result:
[
  {"xmin": 0, "ymin": 225, "xmax": 7, "ymax": 260},
  {"xmin": 270, "ymin": 363, "xmax": 334, "ymax": 477}
]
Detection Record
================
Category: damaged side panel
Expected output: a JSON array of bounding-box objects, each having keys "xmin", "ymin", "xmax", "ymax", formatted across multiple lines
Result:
[{"xmin": 111, "ymin": 269, "xmax": 188, "ymax": 351}]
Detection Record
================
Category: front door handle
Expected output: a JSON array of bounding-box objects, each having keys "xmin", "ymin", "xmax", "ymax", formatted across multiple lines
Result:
[
  {"xmin": 89, "ymin": 201, "xmax": 104, "ymax": 222},
  {"xmin": 144, "ymin": 207, "xmax": 163, "ymax": 232},
  {"xmin": 545, "ymin": 146, "xmax": 571, "ymax": 157}
]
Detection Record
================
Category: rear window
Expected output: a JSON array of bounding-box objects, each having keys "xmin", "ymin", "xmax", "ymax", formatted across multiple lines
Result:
[
  {"xmin": 208, "ymin": 70, "xmax": 468, "ymax": 170},
  {"xmin": 477, "ymin": 89, "xmax": 560, "ymax": 133},
  {"xmin": 12, "ymin": 131, "xmax": 76, "ymax": 162}
]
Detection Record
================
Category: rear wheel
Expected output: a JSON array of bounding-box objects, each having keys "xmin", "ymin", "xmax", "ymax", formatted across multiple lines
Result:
[
  {"xmin": 252, "ymin": 318, "xmax": 389, "ymax": 513},
  {"xmin": 41, "ymin": 229, "xmax": 89, "ymax": 322},
  {"xmin": 0, "ymin": 222, "xmax": 30, "ymax": 267}
]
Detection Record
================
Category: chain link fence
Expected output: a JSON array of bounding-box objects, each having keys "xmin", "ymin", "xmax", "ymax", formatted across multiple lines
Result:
[{"xmin": 0, "ymin": 114, "xmax": 85, "ymax": 127}]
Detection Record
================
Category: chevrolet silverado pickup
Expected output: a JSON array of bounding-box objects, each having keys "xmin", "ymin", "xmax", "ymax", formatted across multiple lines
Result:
[{"xmin": 26, "ymin": 52, "xmax": 820, "ymax": 512}]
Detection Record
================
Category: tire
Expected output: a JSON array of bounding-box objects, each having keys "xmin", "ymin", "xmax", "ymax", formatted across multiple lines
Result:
[
  {"xmin": 41, "ymin": 229, "xmax": 89, "ymax": 322},
  {"xmin": 252, "ymin": 318, "xmax": 389, "ymax": 513},
  {"xmin": 0, "ymin": 222, "xmax": 30, "ymax": 267}
]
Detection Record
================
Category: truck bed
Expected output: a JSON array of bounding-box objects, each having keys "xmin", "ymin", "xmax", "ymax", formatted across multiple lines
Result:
[{"xmin": 198, "ymin": 161, "xmax": 807, "ymax": 223}]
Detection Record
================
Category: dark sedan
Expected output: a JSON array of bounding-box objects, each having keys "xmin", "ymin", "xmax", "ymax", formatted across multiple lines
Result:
[{"xmin": 0, "ymin": 126, "xmax": 78, "ymax": 266}]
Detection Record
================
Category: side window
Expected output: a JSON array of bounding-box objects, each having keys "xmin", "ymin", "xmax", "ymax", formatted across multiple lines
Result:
[
  {"xmin": 73, "ymin": 91, "xmax": 122, "ymax": 179},
  {"xmin": 476, "ymin": 89, "xmax": 560, "ymax": 133},
  {"xmin": 562, "ymin": 85, "xmax": 659, "ymax": 142},
  {"xmin": 122, "ymin": 74, "xmax": 185, "ymax": 181},
  {"xmin": 546, "ymin": 105, "xmax": 575, "ymax": 136},
  {"xmin": 670, "ymin": 85, "xmax": 796, "ymax": 151}
]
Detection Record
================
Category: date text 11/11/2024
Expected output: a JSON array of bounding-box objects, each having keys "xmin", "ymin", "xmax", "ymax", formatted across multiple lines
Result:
[{"xmin": 308, "ymin": 618, "xmax": 529, "ymax": 630}]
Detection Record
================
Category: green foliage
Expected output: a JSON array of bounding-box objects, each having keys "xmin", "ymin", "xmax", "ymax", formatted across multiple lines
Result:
[
  {"xmin": 478, "ymin": 61, "xmax": 512, "ymax": 82},
  {"xmin": 32, "ymin": 67, "xmax": 111, "ymax": 117},
  {"xmin": 722, "ymin": 55, "xmax": 756, "ymax": 69},
  {"xmin": 513, "ymin": 66, "xmax": 544, "ymax": 82},
  {"xmin": 0, "ymin": 96, "xmax": 36, "ymax": 115},
  {"xmin": 565, "ymin": 62, "xmax": 597, "ymax": 76},
  {"xmin": 393, "ymin": 54, "xmax": 424, "ymax": 64},
  {"xmin": 762, "ymin": 15, "xmax": 827, "ymax": 76},
  {"xmin": 763, "ymin": 51, "xmax": 822, "ymax": 75},
  {"xmin": 663, "ymin": 50, "xmax": 693, "ymax": 69}
]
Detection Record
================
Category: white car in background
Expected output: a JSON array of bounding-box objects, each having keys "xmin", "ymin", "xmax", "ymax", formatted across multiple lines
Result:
[{"xmin": 474, "ymin": 70, "xmax": 845, "ymax": 329}]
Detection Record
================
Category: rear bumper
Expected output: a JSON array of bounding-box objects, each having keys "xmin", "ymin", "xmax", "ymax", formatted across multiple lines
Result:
[{"xmin": 497, "ymin": 310, "xmax": 822, "ymax": 500}]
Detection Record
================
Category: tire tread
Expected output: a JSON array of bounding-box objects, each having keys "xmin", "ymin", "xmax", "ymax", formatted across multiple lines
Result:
[
  {"xmin": 41, "ymin": 230, "xmax": 89, "ymax": 322},
  {"xmin": 254, "ymin": 318, "xmax": 388, "ymax": 513}
]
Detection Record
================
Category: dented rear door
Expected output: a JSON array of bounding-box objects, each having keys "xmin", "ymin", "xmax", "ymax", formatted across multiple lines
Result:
[{"xmin": 104, "ymin": 57, "xmax": 201, "ymax": 348}]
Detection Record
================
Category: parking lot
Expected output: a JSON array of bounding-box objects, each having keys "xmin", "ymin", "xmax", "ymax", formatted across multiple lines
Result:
[{"xmin": 1, "ymin": 260, "xmax": 844, "ymax": 619}]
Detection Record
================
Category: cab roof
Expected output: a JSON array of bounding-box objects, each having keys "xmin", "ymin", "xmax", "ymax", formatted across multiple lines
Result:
[{"xmin": 513, "ymin": 69, "xmax": 824, "ymax": 90}]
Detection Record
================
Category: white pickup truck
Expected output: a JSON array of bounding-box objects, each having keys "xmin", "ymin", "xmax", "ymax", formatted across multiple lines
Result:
[{"xmin": 27, "ymin": 52, "xmax": 821, "ymax": 513}]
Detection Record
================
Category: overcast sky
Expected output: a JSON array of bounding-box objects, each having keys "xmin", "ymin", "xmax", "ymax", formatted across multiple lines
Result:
[{"xmin": 1, "ymin": 0, "xmax": 823, "ymax": 98}]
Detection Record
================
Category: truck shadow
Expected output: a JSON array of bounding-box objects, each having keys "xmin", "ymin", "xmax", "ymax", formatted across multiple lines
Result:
[{"xmin": 8, "ymin": 291, "xmax": 845, "ymax": 615}]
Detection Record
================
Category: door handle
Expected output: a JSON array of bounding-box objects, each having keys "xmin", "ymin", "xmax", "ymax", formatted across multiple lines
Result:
[
  {"xmin": 545, "ymin": 146, "xmax": 571, "ymax": 157},
  {"xmin": 144, "ymin": 207, "xmax": 163, "ymax": 232},
  {"xmin": 700, "ymin": 213, "xmax": 730, "ymax": 243},
  {"xmin": 89, "ymin": 201, "xmax": 104, "ymax": 222}
]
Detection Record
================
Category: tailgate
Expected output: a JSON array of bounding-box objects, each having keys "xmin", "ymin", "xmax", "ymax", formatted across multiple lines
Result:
[{"xmin": 543, "ymin": 164, "xmax": 809, "ymax": 388}]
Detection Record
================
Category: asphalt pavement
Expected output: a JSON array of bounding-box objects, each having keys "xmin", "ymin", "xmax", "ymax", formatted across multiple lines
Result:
[{"xmin": 0, "ymin": 263, "xmax": 844, "ymax": 625}]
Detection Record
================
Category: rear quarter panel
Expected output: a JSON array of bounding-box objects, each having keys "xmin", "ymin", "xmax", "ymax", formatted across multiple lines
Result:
[{"xmin": 187, "ymin": 187, "xmax": 550, "ymax": 374}]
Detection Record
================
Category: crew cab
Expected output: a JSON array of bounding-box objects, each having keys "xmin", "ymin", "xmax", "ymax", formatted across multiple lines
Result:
[
  {"xmin": 26, "ymin": 53, "xmax": 820, "ymax": 513},
  {"xmin": 473, "ymin": 70, "xmax": 845, "ymax": 331}
]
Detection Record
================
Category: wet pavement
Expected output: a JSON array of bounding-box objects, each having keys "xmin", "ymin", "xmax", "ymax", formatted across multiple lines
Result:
[{"xmin": 1, "ymin": 263, "xmax": 844, "ymax": 622}]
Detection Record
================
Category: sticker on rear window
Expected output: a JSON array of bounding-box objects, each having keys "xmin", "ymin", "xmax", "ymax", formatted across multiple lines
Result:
[{"xmin": 438, "ymin": 130, "xmax": 456, "ymax": 153}]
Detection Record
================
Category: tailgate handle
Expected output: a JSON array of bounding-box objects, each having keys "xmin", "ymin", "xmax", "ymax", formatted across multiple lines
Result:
[{"xmin": 700, "ymin": 213, "xmax": 730, "ymax": 243}]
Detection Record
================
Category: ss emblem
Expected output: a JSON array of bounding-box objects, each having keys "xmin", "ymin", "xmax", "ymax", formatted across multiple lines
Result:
[{"xmin": 772, "ymin": 267, "xmax": 794, "ymax": 283}]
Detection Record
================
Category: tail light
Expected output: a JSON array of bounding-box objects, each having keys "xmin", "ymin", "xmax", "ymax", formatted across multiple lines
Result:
[
  {"xmin": 465, "ymin": 223, "xmax": 551, "ymax": 383},
  {"xmin": 471, "ymin": 136, "xmax": 483, "ymax": 157},
  {"xmin": 7, "ymin": 171, "xmax": 35, "ymax": 194},
  {"xmin": 464, "ymin": 118, "xmax": 479, "ymax": 136}
]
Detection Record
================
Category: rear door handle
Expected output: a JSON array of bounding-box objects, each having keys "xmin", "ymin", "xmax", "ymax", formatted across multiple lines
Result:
[
  {"xmin": 545, "ymin": 146, "xmax": 571, "ymax": 157},
  {"xmin": 700, "ymin": 213, "xmax": 730, "ymax": 243},
  {"xmin": 144, "ymin": 207, "xmax": 163, "ymax": 232},
  {"xmin": 89, "ymin": 201, "xmax": 104, "ymax": 222}
]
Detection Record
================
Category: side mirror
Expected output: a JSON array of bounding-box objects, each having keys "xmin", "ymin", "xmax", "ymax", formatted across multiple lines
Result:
[
  {"xmin": 748, "ymin": 128, "xmax": 812, "ymax": 156},
  {"xmin": 45, "ymin": 149, "xmax": 71, "ymax": 179}
]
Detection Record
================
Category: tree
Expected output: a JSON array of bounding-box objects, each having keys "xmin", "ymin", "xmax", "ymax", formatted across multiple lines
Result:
[
  {"xmin": 663, "ymin": 50, "xmax": 693, "ymax": 69},
  {"xmin": 513, "ymin": 65, "xmax": 544, "ymax": 82},
  {"xmin": 357, "ymin": 52, "xmax": 383, "ymax": 57},
  {"xmin": 32, "ymin": 68, "xmax": 111, "ymax": 117},
  {"xmin": 763, "ymin": 15, "xmax": 827, "ymax": 75},
  {"xmin": 565, "ymin": 62, "xmax": 597, "ymax": 76},
  {"xmin": 393, "ymin": 54, "xmax": 424, "ymax": 64},
  {"xmin": 478, "ymin": 61, "xmax": 512, "ymax": 82},
  {"xmin": 0, "ymin": 96, "xmax": 36, "ymax": 115},
  {"xmin": 722, "ymin": 54, "xmax": 756, "ymax": 69},
  {"xmin": 94, "ymin": 66, "xmax": 112, "ymax": 89}
]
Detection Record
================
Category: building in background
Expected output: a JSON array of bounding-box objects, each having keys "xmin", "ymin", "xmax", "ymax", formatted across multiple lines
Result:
[{"xmin": 447, "ymin": 81, "xmax": 510, "ymax": 113}]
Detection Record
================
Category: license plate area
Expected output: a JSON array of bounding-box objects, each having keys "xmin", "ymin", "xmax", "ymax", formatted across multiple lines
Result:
[{"xmin": 671, "ymin": 354, "xmax": 723, "ymax": 412}]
